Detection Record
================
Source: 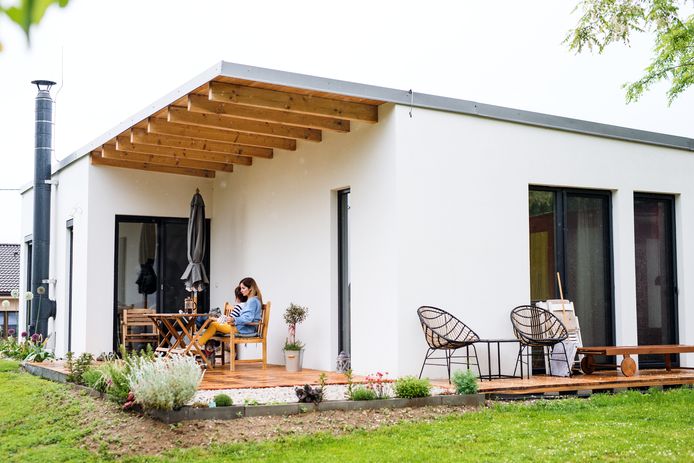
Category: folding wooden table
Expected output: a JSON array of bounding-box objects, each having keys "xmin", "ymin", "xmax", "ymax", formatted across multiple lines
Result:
[{"xmin": 147, "ymin": 313, "xmax": 213, "ymax": 368}]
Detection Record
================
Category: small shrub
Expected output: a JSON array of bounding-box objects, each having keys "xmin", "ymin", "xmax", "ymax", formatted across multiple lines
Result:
[
  {"xmin": 82, "ymin": 368, "xmax": 108, "ymax": 392},
  {"xmin": 451, "ymin": 369, "xmax": 479, "ymax": 395},
  {"xmin": 66, "ymin": 352, "xmax": 94, "ymax": 385},
  {"xmin": 102, "ymin": 361, "xmax": 132, "ymax": 403},
  {"xmin": 214, "ymin": 394, "xmax": 233, "ymax": 407},
  {"xmin": 394, "ymin": 376, "xmax": 431, "ymax": 399},
  {"xmin": 350, "ymin": 386, "xmax": 378, "ymax": 401},
  {"xmin": 129, "ymin": 355, "xmax": 203, "ymax": 411}
]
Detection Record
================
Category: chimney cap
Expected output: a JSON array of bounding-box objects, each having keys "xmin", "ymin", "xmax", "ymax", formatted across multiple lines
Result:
[{"xmin": 31, "ymin": 80, "xmax": 56, "ymax": 92}]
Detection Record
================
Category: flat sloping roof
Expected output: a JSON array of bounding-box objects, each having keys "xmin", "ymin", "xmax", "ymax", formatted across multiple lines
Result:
[{"xmin": 54, "ymin": 60, "xmax": 694, "ymax": 177}]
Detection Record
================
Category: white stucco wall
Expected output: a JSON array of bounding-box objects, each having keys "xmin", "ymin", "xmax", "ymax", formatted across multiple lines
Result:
[
  {"xmin": 210, "ymin": 104, "xmax": 399, "ymax": 374},
  {"xmin": 395, "ymin": 105, "xmax": 694, "ymax": 376},
  {"xmin": 83, "ymin": 166, "xmax": 214, "ymax": 355},
  {"xmin": 19, "ymin": 101, "xmax": 693, "ymax": 376}
]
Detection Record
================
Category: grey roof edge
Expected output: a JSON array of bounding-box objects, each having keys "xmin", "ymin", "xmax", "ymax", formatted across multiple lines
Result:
[
  {"xmin": 52, "ymin": 62, "xmax": 225, "ymax": 176},
  {"xmin": 51, "ymin": 61, "xmax": 694, "ymax": 175}
]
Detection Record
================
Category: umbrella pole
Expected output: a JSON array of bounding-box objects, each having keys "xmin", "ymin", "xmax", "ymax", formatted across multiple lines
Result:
[{"xmin": 193, "ymin": 290, "xmax": 198, "ymax": 314}]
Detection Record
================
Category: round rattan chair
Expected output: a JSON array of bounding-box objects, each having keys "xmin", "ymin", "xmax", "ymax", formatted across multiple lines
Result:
[
  {"xmin": 510, "ymin": 305, "xmax": 571, "ymax": 378},
  {"xmin": 417, "ymin": 306, "xmax": 482, "ymax": 382}
]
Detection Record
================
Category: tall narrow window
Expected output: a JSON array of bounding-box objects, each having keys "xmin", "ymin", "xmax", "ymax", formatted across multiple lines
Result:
[
  {"xmin": 634, "ymin": 194, "xmax": 677, "ymax": 368},
  {"xmin": 66, "ymin": 220, "xmax": 74, "ymax": 352},
  {"xmin": 529, "ymin": 187, "xmax": 614, "ymax": 366},
  {"xmin": 337, "ymin": 189, "xmax": 351, "ymax": 355}
]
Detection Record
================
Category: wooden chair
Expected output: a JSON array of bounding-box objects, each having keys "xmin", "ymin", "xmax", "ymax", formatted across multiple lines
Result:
[
  {"xmin": 120, "ymin": 308, "xmax": 158, "ymax": 350},
  {"xmin": 210, "ymin": 302, "xmax": 235, "ymax": 366},
  {"xmin": 211, "ymin": 301, "xmax": 271, "ymax": 371}
]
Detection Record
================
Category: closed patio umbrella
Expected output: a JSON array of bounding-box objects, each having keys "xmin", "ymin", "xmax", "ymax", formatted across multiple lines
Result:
[{"xmin": 181, "ymin": 189, "xmax": 209, "ymax": 308}]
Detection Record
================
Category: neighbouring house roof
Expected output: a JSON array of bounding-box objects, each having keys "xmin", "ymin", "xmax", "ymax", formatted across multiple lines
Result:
[
  {"xmin": 0, "ymin": 244, "xmax": 20, "ymax": 296},
  {"xmin": 51, "ymin": 61, "xmax": 694, "ymax": 180}
]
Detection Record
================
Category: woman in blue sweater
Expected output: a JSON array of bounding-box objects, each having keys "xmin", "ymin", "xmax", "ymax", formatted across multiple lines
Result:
[{"xmin": 199, "ymin": 277, "xmax": 263, "ymax": 349}]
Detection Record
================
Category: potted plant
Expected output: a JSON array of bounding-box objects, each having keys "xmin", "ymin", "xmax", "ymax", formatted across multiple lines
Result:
[{"xmin": 283, "ymin": 303, "xmax": 308, "ymax": 372}]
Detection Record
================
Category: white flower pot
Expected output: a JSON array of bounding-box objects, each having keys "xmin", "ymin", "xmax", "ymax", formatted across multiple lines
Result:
[{"xmin": 284, "ymin": 349, "xmax": 304, "ymax": 372}]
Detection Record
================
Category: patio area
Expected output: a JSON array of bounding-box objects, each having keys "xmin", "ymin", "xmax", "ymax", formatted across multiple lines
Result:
[{"xmin": 26, "ymin": 360, "xmax": 694, "ymax": 396}]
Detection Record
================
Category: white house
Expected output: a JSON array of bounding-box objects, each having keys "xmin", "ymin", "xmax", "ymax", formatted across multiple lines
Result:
[{"xmin": 20, "ymin": 61, "xmax": 694, "ymax": 377}]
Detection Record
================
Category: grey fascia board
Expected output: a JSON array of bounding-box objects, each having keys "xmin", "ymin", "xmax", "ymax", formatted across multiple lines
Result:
[
  {"xmin": 52, "ymin": 61, "xmax": 694, "ymax": 176},
  {"xmin": 218, "ymin": 62, "xmax": 693, "ymax": 151},
  {"xmin": 52, "ymin": 62, "xmax": 225, "ymax": 176}
]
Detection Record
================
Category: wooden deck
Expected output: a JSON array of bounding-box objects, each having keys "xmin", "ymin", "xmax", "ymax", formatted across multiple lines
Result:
[
  {"xmin": 199, "ymin": 364, "xmax": 359, "ymax": 390},
  {"xmin": 26, "ymin": 361, "xmax": 694, "ymax": 395},
  {"xmin": 431, "ymin": 368, "xmax": 694, "ymax": 395}
]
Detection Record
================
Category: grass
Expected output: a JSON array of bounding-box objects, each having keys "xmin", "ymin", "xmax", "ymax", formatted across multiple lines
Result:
[
  {"xmin": 1, "ymin": 359, "xmax": 693, "ymax": 462},
  {"xmin": 0, "ymin": 359, "xmax": 99, "ymax": 462}
]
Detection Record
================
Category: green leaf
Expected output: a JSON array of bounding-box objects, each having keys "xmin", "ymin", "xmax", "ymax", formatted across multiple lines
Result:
[{"xmin": 3, "ymin": 0, "xmax": 70, "ymax": 44}]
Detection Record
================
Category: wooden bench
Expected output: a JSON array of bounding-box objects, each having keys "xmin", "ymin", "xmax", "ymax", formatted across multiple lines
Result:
[{"xmin": 578, "ymin": 345, "xmax": 694, "ymax": 377}]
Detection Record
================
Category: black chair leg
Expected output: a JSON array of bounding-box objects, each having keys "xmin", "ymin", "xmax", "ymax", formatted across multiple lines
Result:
[
  {"xmin": 446, "ymin": 349, "xmax": 453, "ymax": 383},
  {"xmin": 419, "ymin": 348, "xmax": 433, "ymax": 379},
  {"xmin": 470, "ymin": 344, "xmax": 483, "ymax": 380}
]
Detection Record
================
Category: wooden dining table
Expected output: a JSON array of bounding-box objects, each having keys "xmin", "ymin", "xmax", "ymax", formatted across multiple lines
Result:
[{"xmin": 146, "ymin": 313, "xmax": 213, "ymax": 368}]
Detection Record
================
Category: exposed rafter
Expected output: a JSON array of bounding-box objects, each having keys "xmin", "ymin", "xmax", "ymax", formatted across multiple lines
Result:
[
  {"xmin": 131, "ymin": 128, "xmax": 273, "ymax": 159},
  {"xmin": 86, "ymin": 73, "xmax": 382, "ymax": 177},
  {"xmin": 90, "ymin": 151, "xmax": 215, "ymax": 178},
  {"xmin": 102, "ymin": 146, "xmax": 234, "ymax": 172},
  {"xmin": 209, "ymin": 82, "xmax": 378, "ymax": 123},
  {"xmin": 115, "ymin": 137, "xmax": 252, "ymax": 166},
  {"xmin": 148, "ymin": 118, "xmax": 297, "ymax": 151},
  {"xmin": 187, "ymin": 94, "xmax": 350, "ymax": 132},
  {"xmin": 167, "ymin": 107, "xmax": 322, "ymax": 142}
]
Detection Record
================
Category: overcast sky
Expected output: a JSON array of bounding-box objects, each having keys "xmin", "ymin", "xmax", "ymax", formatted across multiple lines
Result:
[{"xmin": 1, "ymin": 0, "xmax": 692, "ymax": 243}]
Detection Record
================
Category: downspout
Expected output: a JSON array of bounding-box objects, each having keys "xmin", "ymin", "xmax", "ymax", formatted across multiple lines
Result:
[{"xmin": 30, "ymin": 80, "xmax": 57, "ymax": 339}]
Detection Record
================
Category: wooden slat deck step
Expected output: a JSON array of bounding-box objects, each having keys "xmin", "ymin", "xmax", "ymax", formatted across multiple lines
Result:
[{"xmin": 439, "ymin": 368, "xmax": 694, "ymax": 395}]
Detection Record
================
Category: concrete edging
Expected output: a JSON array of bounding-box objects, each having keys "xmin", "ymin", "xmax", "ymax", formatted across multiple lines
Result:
[
  {"xmin": 147, "ymin": 393, "xmax": 485, "ymax": 423},
  {"xmin": 20, "ymin": 361, "xmax": 484, "ymax": 424}
]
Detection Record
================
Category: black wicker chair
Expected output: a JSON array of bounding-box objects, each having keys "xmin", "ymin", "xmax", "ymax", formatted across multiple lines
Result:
[
  {"xmin": 510, "ymin": 305, "xmax": 571, "ymax": 378},
  {"xmin": 417, "ymin": 306, "xmax": 482, "ymax": 382}
]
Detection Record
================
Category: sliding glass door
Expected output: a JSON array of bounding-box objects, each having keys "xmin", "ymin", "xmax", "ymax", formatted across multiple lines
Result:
[
  {"xmin": 634, "ymin": 194, "xmax": 678, "ymax": 367},
  {"xmin": 113, "ymin": 216, "xmax": 210, "ymax": 350},
  {"xmin": 529, "ymin": 188, "xmax": 614, "ymax": 363}
]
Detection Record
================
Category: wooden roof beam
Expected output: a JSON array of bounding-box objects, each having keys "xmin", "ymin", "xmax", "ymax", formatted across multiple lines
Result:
[
  {"xmin": 167, "ymin": 107, "xmax": 322, "ymax": 142},
  {"xmin": 90, "ymin": 151, "xmax": 215, "ymax": 178},
  {"xmin": 208, "ymin": 82, "xmax": 378, "ymax": 123},
  {"xmin": 131, "ymin": 128, "xmax": 273, "ymax": 159},
  {"xmin": 187, "ymin": 94, "xmax": 350, "ymax": 132},
  {"xmin": 148, "ymin": 118, "xmax": 296, "ymax": 151},
  {"xmin": 116, "ymin": 136, "xmax": 252, "ymax": 166},
  {"xmin": 102, "ymin": 147, "xmax": 234, "ymax": 173}
]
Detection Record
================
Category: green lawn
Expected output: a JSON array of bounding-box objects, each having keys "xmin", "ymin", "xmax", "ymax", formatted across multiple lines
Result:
[{"xmin": 1, "ymin": 359, "xmax": 692, "ymax": 462}]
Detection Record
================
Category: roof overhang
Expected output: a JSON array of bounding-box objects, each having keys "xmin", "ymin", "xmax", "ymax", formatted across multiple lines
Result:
[
  {"xmin": 54, "ymin": 60, "xmax": 694, "ymax": 179},
  {"xmin": 67, "ymin": 62, "xmax": 385, "ymax": 178}
]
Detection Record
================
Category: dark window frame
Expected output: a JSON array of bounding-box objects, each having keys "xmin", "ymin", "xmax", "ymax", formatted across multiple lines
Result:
[
  {"xmin": 633, "ymin": 192, "xmax": 678, "ymax": 367},
  {"xmin": 337, "ymin": 189, "xmax": 351, "ymax": 355},
  {"xmin": 113, "ymin": 215, "xmax": 211, "ymax": 351},
  {"xmin": 66, "ymin": 219, "xmax": 74, "ymax": 352}
]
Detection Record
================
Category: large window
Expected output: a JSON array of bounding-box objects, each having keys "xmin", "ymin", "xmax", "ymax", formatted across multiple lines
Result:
[
  {"xmin": 634, "ymin": 194, "xmax": 678, "ymax": 367},
  {"xmin": 529, "ymin": 187, "xmax": 614, "ymax": 357}
]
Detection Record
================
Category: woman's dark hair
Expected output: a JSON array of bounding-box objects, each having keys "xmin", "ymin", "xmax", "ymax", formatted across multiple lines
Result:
[
  {"xmin": 234, "ymin": 285, "xmax": 248, "ymax": 303},
  {"xmin": 239, "ymin": 277, "xmax": 262, "ymax": 303}
]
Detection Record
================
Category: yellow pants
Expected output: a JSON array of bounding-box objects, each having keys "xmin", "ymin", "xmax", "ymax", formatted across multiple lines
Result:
[{"xmin": 198, "ymin": 321, "xmax": 237, "ymax": 346}]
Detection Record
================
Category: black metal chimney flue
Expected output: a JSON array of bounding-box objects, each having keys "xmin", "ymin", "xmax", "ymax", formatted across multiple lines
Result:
[{"xmin": 30, "ymin": 80, "xmax": 56, "ymax": 338}]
